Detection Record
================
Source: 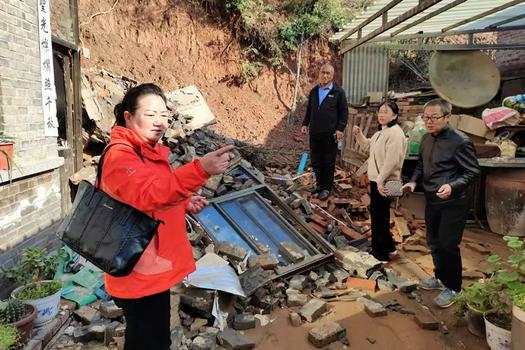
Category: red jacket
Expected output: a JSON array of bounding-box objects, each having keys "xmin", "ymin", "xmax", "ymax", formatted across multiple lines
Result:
[{"xmin": 101, "ymin": 126, "xmax": 209, "ymax": 299}]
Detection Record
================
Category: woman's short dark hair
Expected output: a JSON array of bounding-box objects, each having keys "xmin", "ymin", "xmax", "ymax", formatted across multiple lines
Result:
[
  {"xmin": 114, "ymin": 83, "xmax": 167, "ymax": 127},
  {"xmin": 378, "ymin": 100, "xmax": 400, "ymax": 127}
]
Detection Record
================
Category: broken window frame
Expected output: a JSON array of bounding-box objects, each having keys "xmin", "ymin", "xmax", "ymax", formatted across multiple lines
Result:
[{"xmin": 192, "ymin": 165, "xmax": 334, "ymax": 277}]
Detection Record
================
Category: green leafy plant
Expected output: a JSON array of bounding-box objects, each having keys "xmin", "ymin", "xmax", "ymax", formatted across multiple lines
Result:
[
  {"xmin": 0, "ymin": 299, "xmax": 28, "ymax": 324},
  {"xmin": 1, "ymin": 248, "xmax": 65, "ymax": 300},
  {"xmin": 454, "ymin": 281, "xmax": 492, "ymax": 318},
  {"xmin": 456, "ymin": 236, "xmax": 525, "ymax": 328},
  {"xmin": 239, "ymin": 60, "xmax": 264, "ymax": 84},
  {"xmin": 0, "ymin": 324, "xmax": 19, "ymax": 350},
  {"xmin": 515, "ymin": 291, "xmax": 525, "ymax": 311},
  {"xmin": 14, "ymin": 281, "xmax": 63, "ymax": 301}
]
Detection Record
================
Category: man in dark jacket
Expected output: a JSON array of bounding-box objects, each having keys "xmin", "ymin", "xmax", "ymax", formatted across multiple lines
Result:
[
  {"xmin": 402, "ymin": 98, "xmax": 479, "ymax": 308},
  {"xmin": 301, "ymin": 64, "xmax": 348, "ymax": 201}
]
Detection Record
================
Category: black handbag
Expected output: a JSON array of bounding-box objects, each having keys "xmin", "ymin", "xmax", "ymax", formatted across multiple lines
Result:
[{"xmin": 57, "ymin": 143, "xmax": 161, "ymax": 277}]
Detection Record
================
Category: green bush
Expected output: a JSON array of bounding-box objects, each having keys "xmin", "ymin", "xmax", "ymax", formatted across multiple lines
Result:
[
  {"xmin": 0, "ymin": 324, "xmax": 19, "ymax": 350},
  {"xmin": 200, "ymin": 0, "xmax": 352, "ymax": 60},
  {"xmin": 278, "ymin": 0, "xmax": 347, "ymax": 50},
  {"xmin": 239, "ymin": 60, "xmax": 263, "ymax": 84}
]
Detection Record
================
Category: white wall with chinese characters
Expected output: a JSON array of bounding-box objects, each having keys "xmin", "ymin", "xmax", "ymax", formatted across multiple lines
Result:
[
  {"xmin": 38, "ymin": 0, "xmax": 58, "ymax": 137},
  {"xmin": 0, "ymin": 0, "xmax": 63, "ymax": 179}
]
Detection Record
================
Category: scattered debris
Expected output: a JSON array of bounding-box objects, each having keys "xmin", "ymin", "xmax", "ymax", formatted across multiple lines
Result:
[
  {"xmin": 414, "ymin": 310, "xmax": 440, "ymax": 330},
  {"xmin": 358, "ymin": 297, "xmax": 388, "ymax": 317},
  {"xmin": 217, "ymin": 328, "xmax": 256, "ymax": 350},
  {"xmin": 233, "ymin": 313, "xmax": 256, "ymax": 331},
  {"xmin": 299, "ymin": 299, "xmax": 329, "ymax": 323},
  {"xmin": 57, "ymin": 70, "xmax": 477, "ymax": 350},
  {"xmin": 289, "ymin": 312, "xmax": 302, "ymax": 327},
  {"xmin": 308, "ymin": 322, "xmax": 347, "ymax": 348},
  {"xmin": 366, "ymin": 337, "xmax": 377, "ymax": 344}
]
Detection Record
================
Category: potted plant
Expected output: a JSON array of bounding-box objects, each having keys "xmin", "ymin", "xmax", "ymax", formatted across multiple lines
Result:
[
  {"xmin": 455, "ymin": 281, "xmax": 491, "ymax": 337},
  {"xmin": 513, "ymin": 291, "xmax": 525, "ymax": 350},
  {"xmin": 0, "ymin": 324, "xmax": 19, "ymax": 350},
  {"xmin": 0, "ymin": 299, "xmax": 36, "ymax": 344},
  {"xmin": 1, "ymin": 248, "xmax": 64, "ymax": 326},
  {"xmin": 482, "ymin": 236, "xmax": 525, "ymax": 350},
  {"xmin": 0, "ymin": 131, "xmax": 15, "ymax": 171}
]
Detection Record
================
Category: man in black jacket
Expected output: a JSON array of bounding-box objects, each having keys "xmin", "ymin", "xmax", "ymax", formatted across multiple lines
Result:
[
  {"xmin": 402, "ymin": 98, "xmax": 479, "ymax": 308},
  {"xmin": 301, "ymin": 64, "xmax": 348, "ymax": 201}
]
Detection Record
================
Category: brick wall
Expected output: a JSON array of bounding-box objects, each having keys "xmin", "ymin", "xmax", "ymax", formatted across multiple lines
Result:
[
  {"xmin": 496, "ymin": 30, "xmax": 525, "ymax": 77},
  {"xmin": 0, "ymin": 0, "xmax": 59, "ymax": 163},
  {"xmin": 0, "ymin": 169, "xmax": 62, "ymax": 251},
  {"xmin": 0, "ymin": 1, "xmax": 65, "ymax": 293}
]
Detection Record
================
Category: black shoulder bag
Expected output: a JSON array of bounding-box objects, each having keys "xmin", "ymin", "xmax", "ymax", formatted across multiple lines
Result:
[{"xmin": 57, "ymin": 143, "xmax": 161, "ymax": 277}]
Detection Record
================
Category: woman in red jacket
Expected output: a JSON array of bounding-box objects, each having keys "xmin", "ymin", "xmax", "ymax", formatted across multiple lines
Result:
[{"xmin": 100, "ymin": 83, "xmax": 232, "ymax": 350}]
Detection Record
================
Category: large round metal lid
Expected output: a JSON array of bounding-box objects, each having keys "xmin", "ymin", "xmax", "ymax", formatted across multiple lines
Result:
[{"xmin": 429, "ymin": 51, "xmax": 500, "ymax": 108}]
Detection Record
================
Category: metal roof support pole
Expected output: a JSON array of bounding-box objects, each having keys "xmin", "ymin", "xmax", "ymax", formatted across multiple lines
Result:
[
  {"xmin": 390, "ymin": 0, "xmax": 468, "ymax": 37},
  {"xmin": 378, "ymin": 43, "xmax": 525, "ymax": 50},
  {"xmin": 337, "ymin": 0, "xmax": 404, "ymax": 42},
  {"xmin": 488, "ymin": 13, "xmax": 525, "ymax": 28},
  {"xmin": 339, "ymin": 0, "xmax": 444, "ymax": 55},
  {"xmin": 365, "ymin": 24, "xmax": 525, "ymax": 43},
  {"xmin": 443, "ymin": 0, "xmax": 525, "ymax": 32}
]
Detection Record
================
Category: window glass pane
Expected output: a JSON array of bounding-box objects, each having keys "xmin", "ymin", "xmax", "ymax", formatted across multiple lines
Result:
[
  {"xmin": 194, "ymin": 205, "xmax": 255, "ymax": 254},
  {"xmin": 219, "ymin": 194, "xmax": 314, "ymax": 259},
  {"xmin": 220, "ymin": 199, "xmax": 289, "ymax": 264}
]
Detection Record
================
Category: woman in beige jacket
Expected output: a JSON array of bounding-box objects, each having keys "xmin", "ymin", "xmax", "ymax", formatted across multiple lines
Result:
[{"xmin": 353, "ymin": 101, "xmax": 407, "ymax": 262}]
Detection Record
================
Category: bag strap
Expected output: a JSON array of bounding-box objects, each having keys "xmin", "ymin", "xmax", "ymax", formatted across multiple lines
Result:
[{"xmin": 96, "ymin": 143, "xmax": 144, "ymax": 189}]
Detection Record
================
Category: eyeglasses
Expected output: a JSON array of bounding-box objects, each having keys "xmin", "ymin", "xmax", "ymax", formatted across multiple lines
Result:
[{"xmin": 420, "ymin": 114, "xmax": 446, "ymax": 123}]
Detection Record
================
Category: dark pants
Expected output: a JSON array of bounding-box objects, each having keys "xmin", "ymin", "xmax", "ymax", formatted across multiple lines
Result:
[
  {"xmin": 370, "ymin": 181, "xmax": 396, "ymax": 261},
  {"xmin": 310, "ymin": 132, "xmax": 338, "ymax": 191},
  {"xmin": 425, "ymin": 197, "xmax": 468, "ymax": 292},
  {"xmin": 113, "ymin": 290, "xmax": 171, "ymax": 350}
]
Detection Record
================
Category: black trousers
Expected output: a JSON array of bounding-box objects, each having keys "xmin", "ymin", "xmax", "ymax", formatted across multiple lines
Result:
[
  {"xmin": 370, "ymin": 181, "xmax": 396, "ymax": 261},
  {"xmin": 425, "ymin": 197, "xmax": 468, "ymax": 292},
  {"xmin": 310, "ymin": 132, "xmax": 338, "ymax": 191},
  {"xmin": 113, "ymin": 290, "xmax": 171, "ymax": 350}
]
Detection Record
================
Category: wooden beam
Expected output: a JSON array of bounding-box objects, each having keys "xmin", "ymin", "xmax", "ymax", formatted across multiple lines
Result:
[
  {"xmin": 340, "ymin": 0, "xmax": 443, "ymax": 55},
  {"xmin": 443, "ymin": 0, "xmax": 525, "ymax": 32},
  {"xmin": 337, "ymin": 0, "xmax": 404, "ymax": 43},
  {"xmin": 391, "ymin": 0, "xmax": 467, "ymax": 37}
]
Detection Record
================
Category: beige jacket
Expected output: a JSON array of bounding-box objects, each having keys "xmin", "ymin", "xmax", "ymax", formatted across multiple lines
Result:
[{"xmin": 356, "ymin": 124, "xmax": 407, "ymax": 185}]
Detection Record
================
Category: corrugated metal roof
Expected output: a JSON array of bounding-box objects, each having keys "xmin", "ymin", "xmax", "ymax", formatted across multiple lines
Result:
[
  {"xmin": 343, "ymin": 45, "xmax": 389, "ymax": 104},
  {"xmin": 331, "ymin": 0, "xmax": 525, "ymax": 44}
]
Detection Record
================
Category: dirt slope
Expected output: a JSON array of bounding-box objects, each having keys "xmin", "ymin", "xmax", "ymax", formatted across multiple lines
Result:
[{"xmin": 79, "ymin": 0, "xmax": 341, "ymax": 149}]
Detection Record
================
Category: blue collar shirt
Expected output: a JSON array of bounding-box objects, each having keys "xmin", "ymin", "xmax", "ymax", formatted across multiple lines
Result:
[{"xmin": 317, "ymin": 82, "xmax": 333, "ymax": 106}]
